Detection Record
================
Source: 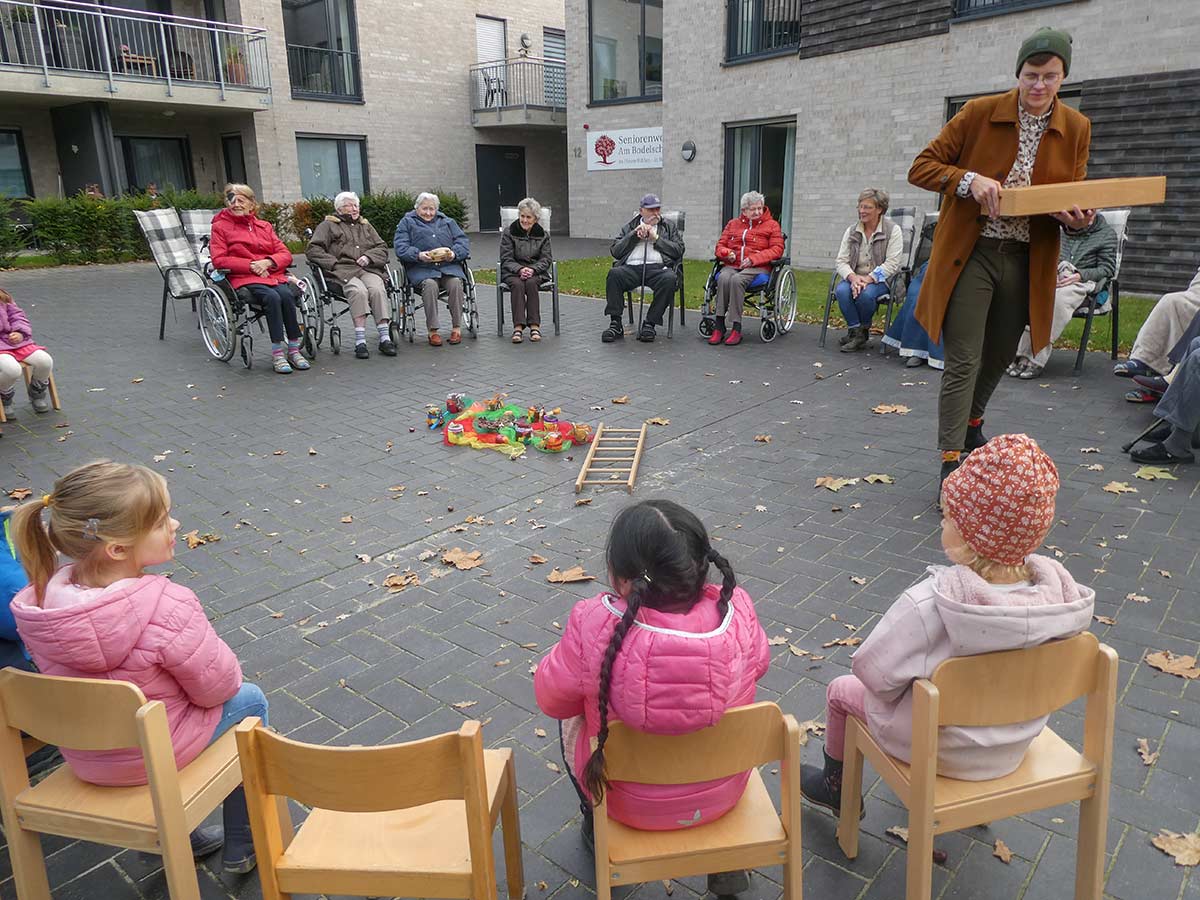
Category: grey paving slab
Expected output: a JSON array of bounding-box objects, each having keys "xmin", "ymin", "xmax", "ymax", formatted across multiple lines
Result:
[{"xmin": 0, "ymin": 260, "xmax": 1197, "ymax": 899}]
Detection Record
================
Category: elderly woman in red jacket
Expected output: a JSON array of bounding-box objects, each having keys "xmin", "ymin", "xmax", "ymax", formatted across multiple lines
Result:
[
  {"xmin": 209, "ymin": 183, "xmax": 309, "ymax": 374},
  {"xmin": 710, "ymin": 191, "xmax": 785, "ymax": 346}
]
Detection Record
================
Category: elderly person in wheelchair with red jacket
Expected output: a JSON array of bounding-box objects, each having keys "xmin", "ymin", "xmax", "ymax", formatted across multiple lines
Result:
[{"xmin": 709, "ymin": 191, "xmax": 785, "ymax": 346}]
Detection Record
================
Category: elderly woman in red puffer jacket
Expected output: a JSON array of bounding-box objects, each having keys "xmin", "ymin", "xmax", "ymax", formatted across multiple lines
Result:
[{"xmin": 710, "ymin": 191, "xmax": 785, "ymax": 346}]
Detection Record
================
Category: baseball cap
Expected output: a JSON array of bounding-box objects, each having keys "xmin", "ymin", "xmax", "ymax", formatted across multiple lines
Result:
[{"xmin": 640, "ymin": 194, "xmax": 662, "ymax": 209}]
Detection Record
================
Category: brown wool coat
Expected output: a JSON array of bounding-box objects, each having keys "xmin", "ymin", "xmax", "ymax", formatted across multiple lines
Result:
[{"xmin": 909, "ymin": 88, "xmax": 1091, "ymax": 353}]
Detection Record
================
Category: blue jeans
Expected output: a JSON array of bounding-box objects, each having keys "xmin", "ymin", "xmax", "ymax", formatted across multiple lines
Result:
[
  {"xmin": 1155, "ymin": 337, "xmax": 1200, "ymax": 436},
  {"xmin": 207, "ymin": 682, "xmax": 269, "ymax": 746},
  {"xmin": 835, "ymin": 279, "xmax": 890, "ymax": 328}
]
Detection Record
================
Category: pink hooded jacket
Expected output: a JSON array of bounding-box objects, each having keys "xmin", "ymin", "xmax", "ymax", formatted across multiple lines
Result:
[
  {"xmin": 851, "ymin": 555, "xmax": 1095, "ymax": 780},
  {"xmin": 11, "ymin": 566, "xmax": 243, "ymax": 786},
  {"xmin": 535, "ymin": 584, "xmax": 770, "ymax": 830}
]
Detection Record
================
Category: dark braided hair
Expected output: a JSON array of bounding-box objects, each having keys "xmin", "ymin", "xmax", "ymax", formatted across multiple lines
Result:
[{"xmin": 582, "ymin": 499, "xmax": 738, "ymax": 801}]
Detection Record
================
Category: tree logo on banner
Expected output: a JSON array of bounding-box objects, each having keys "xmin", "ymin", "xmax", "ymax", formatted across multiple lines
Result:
[{"xmin": 594, "ymin": 134, "xmax": 616, "ymax": 166}]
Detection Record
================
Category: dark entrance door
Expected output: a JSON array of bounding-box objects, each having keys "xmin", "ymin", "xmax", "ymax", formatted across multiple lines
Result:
[{"xmin": 474, "ymin": 144, "xmax": 526, "ymax": 231}]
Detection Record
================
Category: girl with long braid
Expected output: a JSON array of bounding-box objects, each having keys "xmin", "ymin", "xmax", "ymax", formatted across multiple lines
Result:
[{"xmin": 535, "ymin": 500, "xmax": 769, "ymax": 896}]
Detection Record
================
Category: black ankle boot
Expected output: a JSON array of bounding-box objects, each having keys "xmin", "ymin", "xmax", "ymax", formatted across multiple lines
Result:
[
  {"xmin": 801, "ymin": 749, "xmax": 864, "ymax": 819},
  {"xmin": 965, "ymin": 421, "xmax": 988, "ymax": 452},
  {"xmin": 221, "ymin": 787, "xmax": 257, "ymax": 874}
]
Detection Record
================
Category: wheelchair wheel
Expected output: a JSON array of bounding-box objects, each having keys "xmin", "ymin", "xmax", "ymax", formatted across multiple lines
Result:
[
  {"xmin": 775, "ymin": 266, "xmax": 797, "ymax": 334},
  {"xmin": 389, "ymin": 320, "xmax": 401, "ymax": 346},
  {"xmin": 297, "ymin": 288, "xmax": 319, "ymax": 360},
  {"xmin": 198, "ymin": 287, "xmax": 237, "ymax": 362},
  {"xmin": 240, "ymin": 333, "xmax": 253, "ymax": 369},
  {"xmin": 301, "ymin": 276, "xmax": 325, "ymax": 345},
  {"xmin": 463, "ymin": 267, "xmax": 478, "ymax": 338},
  {"xmin": 330, "ymin": 324, "xmax": 341, "ymax": 355},
  {"xmin": 760, "ymin": 317, "xmax": 777, "ymax": 343},
  {"xmin": 698, "ymin": 316, "xmax": 714, "ymax": 337}
]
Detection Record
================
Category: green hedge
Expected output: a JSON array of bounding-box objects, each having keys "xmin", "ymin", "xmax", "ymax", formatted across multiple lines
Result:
[{"xmin": 3, "ymin": 188, "xmax": 471, "ymax": 267}]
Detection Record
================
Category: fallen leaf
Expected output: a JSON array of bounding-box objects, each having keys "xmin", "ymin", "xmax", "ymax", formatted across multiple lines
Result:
[
  {"xmin": 767, "ymin": 635, "xmax": 789, "ymax": 646},
  {"xmin": 7, "ymin": 488, "xmax": 32, "ymax": 501},
  {"xmin": 520, "ymin": 642, "xmax": 539, "ymax": 650},
  {"xmin": 1136, "ymin": 737, "xmax": 1160, "ymax": 766},
  {"xmin": 417, "ymin": 549, "xmax": 437, "ymax": 561},
  {"xmin": 1080, "ymin": 447, "xmax": 1100, "ymax": 453},
  {"xmin": 993, "ymin": 839, "xmax": 1013, "ymax": 864},
  {"xmin": 1051, "ymin": 817, "xmax": 1065, "ymax": 825},
  {"xmin": 316, "ymin": 621, "xmax": 329, "ymax": 628},
  {"xmin": 850, "ymin": 503, "xmax": 862, "ymax": 509},
  {"xmin": 754, "ymin": 434, "xmax": 772, "ymax": 444},
  {"xmin": 547, "ymin": 566, "xmax": 595, "ymax": 584},
  {"xmin": 645, "ymin": 416, "xmax": 670, "ymax": 426},
  {"xmin": 849, "ymin": 575, "xmax": 867, "ymax": 585},
  {"xmin": 385, "ymin": 440, "xmax": 394, "ymax": 453},
  {"xmin": 663, "ymin": 880, "xmax": 674, "ymax": 895},
  {"xmin": 611, "ymin": 395, "xmax": 630, "ymax": 404},
  {"xmin": 788, "ymin": 645, "xmax": 809, "ymax": 658},
  {"xmin": 574, "ymin": 498, "xmax": 593, "ymax": 506},
  {"xmin": 823, "ymin": 637, "xmax": 863, "ymax": 648},
  {"xmin": 1093, "ymin": 615, "xmax": 1116, "ymax": 625},
  {"xmin": 590, "ymin": 405, "xmax": 606, "ymax": 410},
  {"xmin": 1126, "ymin": 592, "xmax": 1152, "ymax": 604},
  {"xmin": 355, "ymin": 553, "xmax": 372, "ymax": 563},
  {"xmin": 1146, "ymin": 650, "xmax": 1200, "ymax": 679},
  {"xmin": 1159, "ymin": 570, "xmax": 1172, "ymax": 578},
  {"xmin": 872, "ymin": 403, "xmax": 910, "ymax": 415},
  {"xmin": 182, "ymin": 530, "xmax": 205, "ymax": 550},
  {"xmin": 86, "ymin": 387, "xmax": 106, "ymax": 392},
  {"xmin": 1103, "ymin": 481, "xmax": 1138, "ymax": 494},
  {"xmin": 1152, "ymin": 830, "xmax": 1200, "ymax": 866},
  {"xmin": 797, "ymin": 720, "xmax": 825, "ymax": 747},
  {"xmin": 1134, "ymin": 465, "xmax": 1179, "ymax": 481},
  {"xmin": 307, "ymin": 447, "xmax": 317, "ymax": 455},
  {"xmin": 886, "ymin": 825, "xmax": 910, "ymax": 843},
  {"xmin": 546, "ymin": 761, "xmax": 561, "ymax": 774},
  {"xmin": 452, "ymin": 700, "xmax": 478, "ymax": 710},
  {"xmin": 754, "ymin": 504, "xmax": 767, "ymax": 512},
  {"xmin": 536, "ymin": 881, "xmax": 549, "ymax": 891},
  {"xmin": 269, "ymin": 612, "xmax": 284, "ymax": 619},
  {"xmin": 864, "ymin": 473, "xmax": 894, "ymax": 484},
  {"xmin": 272, "ymin": 449, "xmax": 287, "ymax": 456},
  {"xmin": 297, "ymin": 615, "xmax": 312, "ymax": 626},
  {"xmin": 504, "ymin": 517, "xmax": 517, "ymax": 525},
  {"xmin": 389, "ymin": 485, "xmax": 407, "ymax": 492},
  {"xmin": 1085, "ymin": 463, "xmax": 1105, "ymax": 471},
  {"xmin": 340, "ymin": 515, "xmax": 353, "ymax": 524},
  {"xmin": 383, "ymin": 571, "xmax": 420, "ymax": 593},
  {"xmin": 443, "ymin": 548, "xmax": 484, "ymax": 570},
  {"xmin": 815, "ymin": 475, "xmax": 859, "ymax": 492},
  {"xmin": 130, "ymin": 377, "xmax": 144, "ymax": 384},
  {"xmin": 494, "ymin": 659, "xmax": 510, "ymax": 668},
  {"xmin": 528, "ymin": 554, "xmax": 548, "ymax": 565},
  {"xmin": 417, "ymin": 490, "xmax": 429, "ymax": 496}
]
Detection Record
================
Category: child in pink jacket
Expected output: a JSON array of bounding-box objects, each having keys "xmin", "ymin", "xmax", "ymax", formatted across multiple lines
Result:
[
  {"xmin": 535, "ymin": 500, "xmax": 770, "ymax": 897},
  {"xmin": 0, "ymin": 287, "xmax": 55, "ymax": 419},
  {"xmin": 10, "ymin": 461, "xmax": 267, "ymax": 875},
  {"xmin": 801, "ymin": 435, "xmax": 1095, "ymax": 815}
]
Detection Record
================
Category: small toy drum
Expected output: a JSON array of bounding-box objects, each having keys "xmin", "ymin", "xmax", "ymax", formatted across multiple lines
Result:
[
  {"xmin": 425, "ymin": 404, "xmax": 442, "ymax": 428},
  {"xmin": 543, "ymin": 414, "xmax": 559, "ymax": 428},
  {"xmin": 447, "ymin": 422, "xmax": 465, "ymax": 437},
  {"xmin": 446, "ymin": 392, "xmax": 467, "ymax": 414}
]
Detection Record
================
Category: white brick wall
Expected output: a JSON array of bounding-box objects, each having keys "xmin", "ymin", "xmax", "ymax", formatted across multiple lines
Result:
[{"xmin": 568, "ymin": 0, "xmax": 1200, "ymax": 267}]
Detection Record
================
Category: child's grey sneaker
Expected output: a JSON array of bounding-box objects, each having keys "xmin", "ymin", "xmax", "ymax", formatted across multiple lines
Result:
[
  {"xmin": 26, "ymin": 380, "xmax": 50, "ymax": 413},
  {"xmin": 1, "ymin": 388, "xmax": 15, "ymax": 418}
]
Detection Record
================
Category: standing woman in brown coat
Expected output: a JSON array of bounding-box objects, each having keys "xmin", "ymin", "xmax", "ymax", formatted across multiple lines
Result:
[{"xmin": 908, "ymin": 27, "xmax": 1094, "ymax": 492}]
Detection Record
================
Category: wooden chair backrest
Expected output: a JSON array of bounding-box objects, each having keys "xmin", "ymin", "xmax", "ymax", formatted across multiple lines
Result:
[
  {"xmin": 0, "ymin": 669, "xmax": 148, "ymax": 752},
  {"xmin": 603, "ymin": 702, "xmax": 785, "ymax": 784},
  {"xmin": 929, "ymin": 633, "xmax": 1102, "ymax": 727},
  {"xmin": 237, "ymin": 720, "xmax": 482, "ymax": 813}
]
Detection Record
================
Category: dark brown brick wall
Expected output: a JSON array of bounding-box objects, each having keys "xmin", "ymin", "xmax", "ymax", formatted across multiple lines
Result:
[{"xmin": 798, "ymin": 0, "xmax": 950, "ymax": 59}]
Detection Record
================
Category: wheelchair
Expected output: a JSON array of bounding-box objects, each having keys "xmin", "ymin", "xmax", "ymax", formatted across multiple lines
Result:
[
  {"xmin": 299, "ymin": 261, "xmax": 413, "ymax": 354},
  {"xmin": 393, "ymin": 257, "xmax": 480, "ymax": 340},
  {"xmin": 697, "ymin": 252, "xmax": 797, "ymax": 343}
]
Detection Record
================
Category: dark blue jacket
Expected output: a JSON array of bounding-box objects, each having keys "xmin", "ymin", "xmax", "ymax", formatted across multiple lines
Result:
[
  {"xmin": 393, "ymin": 210, "xmax": 471, "ymax": 283},
  {"xmin": 0, "ymin": 512, "xmax": 32, "ymax": 669}
]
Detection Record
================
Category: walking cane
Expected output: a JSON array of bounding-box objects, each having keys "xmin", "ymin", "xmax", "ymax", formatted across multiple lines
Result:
[{"xmin": 635, "ymin": 215, "xmax": 655, "ymax": 330}]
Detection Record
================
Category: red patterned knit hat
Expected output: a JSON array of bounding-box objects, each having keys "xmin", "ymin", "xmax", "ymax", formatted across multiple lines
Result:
[{"xmin": 941, "ymin": 433, "xmax": 1059, "ymax": 566}]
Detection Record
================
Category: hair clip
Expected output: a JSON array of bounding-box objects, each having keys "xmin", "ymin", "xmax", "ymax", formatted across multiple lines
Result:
[
  {"xmin": 641, "ymin": 572, "xmax": 653, "ymax": 585},
  {"xmin": 41, "ymin": 494, "xmax": 53, "ymax": 509},
  {"xmin": 82, "ymin": 518, "xmax": 101, "ymax": 541}
]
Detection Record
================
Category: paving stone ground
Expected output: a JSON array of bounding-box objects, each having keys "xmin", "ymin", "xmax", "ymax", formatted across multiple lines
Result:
[{"xmin": 0, "ymin": 258, "xmax": 1197, "ymax": 900}]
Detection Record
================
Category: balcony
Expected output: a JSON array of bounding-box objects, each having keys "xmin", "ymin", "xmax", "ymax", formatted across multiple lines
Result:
[
  {"xmin": 469, "ymin": 56, "xmax": 566, "ymax": 129},
  {"xmin": 0, "ymin": 0, "xmax": 270, "ymax": 110},
  {"xmin": 286, "ymin": 43, "xmax": 360, "ymax": 101}
]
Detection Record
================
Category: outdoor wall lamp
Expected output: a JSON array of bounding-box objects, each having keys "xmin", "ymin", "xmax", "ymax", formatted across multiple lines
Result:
[{"xmin": 681, "ymin": 141, "xmax": 696, "ymax": 162}]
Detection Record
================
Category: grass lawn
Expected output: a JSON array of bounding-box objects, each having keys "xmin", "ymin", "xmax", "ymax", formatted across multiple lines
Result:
[{"xmin": 474, "ymin": 258, "xmax": 1152, "ymax": 353}]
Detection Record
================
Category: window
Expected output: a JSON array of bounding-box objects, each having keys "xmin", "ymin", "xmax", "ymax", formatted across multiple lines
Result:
[
  {"xmin": 116, "ymin": 136, "xmax": 194, "ymax": 192},
  {"xmin": 589, "ymin": 0, "xmax": 662, "ymax": 103},
  {"xmin": 543, "ymin": 27, "xmax": 566, "ymax": 107},
  {"xmin": 283, "ymin": 0, "xmax": 362, "ymax": 100},
  {"xmin": 724, "ymin": 119, "xmax": 795, "ymax": 250},
  {"xmin": 952, "ymin": 0, "xmax": 1078, "ymax": 20},
  {"xmin": 726, "ymin": 0, "xmax": 801, "ymax": 62},
  {"xmin": 296, "ymin": 135, "xmax": 367, "ymax": 198},
  {"xmin": 0, "ymin": 129, "xmax": 33, "ymax": 199},
  {"xmin": 946, "ymin": 86, "xmax": 1080, "ymax": 121}
]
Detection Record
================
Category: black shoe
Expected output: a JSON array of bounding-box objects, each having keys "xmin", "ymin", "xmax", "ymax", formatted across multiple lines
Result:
[
  {"xmin": 965, "ymin": 421, "xmax": 988, "ymax": 452},
  {"xmin": 938, "ymin": 456, "xmax": 961, "ymax": 507},
  {"xmin": 221, "ymin": 787, "xmax": 257, "ymax": 874},
  {"xmin": 707, "ymin": 870, "xmax": 751, "ymax": 896},
  {"xmin": 905, "ymin": 355, "xmax": 925, "ymax": 368},
  {"xmin": 190, "ymin": 825, "xmax": 224, "ymax": 860},
  {"xmin": 800, "ymin": 749, "xmax": 865, "ymax": 819},
  {"xmin": 637, "ymin": 324, "xmax": 657, "ymax": 342},
  {"xmin": 25, "ymin": 743, "xmax": 62, "ymax": 777},
  {"xmin": 378, "ymin": 339, "xmax": 397, "ymax": 357},
  {"xmin": 601, "ymin": 319, "xmax": 624, "ymax": 343},
  {"xmin": 1130, "ymin": 442, "xmax": 1195, "ymax": 465},
  {"xmin": 354, "ymin": 342, "xmax": 370, "ymax": 359},
  {"xmin": 580, "ymin": 806, "xmax": 595, "ymax": 854}
]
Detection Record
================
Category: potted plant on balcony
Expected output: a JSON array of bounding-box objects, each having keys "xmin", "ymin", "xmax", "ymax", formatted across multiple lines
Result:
[
  {"xmin": 3, "ymin": 5, "xmax": 42, "ymax": 67},
  {"xmin": 224, "ymin": 43, "xmax": 247, "ymax": 84}
]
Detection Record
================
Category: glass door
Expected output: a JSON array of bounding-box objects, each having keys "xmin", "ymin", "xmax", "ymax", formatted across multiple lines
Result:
[{"xmin": 724, "ymin": 119, "xmax": 795, "ymax": 251}]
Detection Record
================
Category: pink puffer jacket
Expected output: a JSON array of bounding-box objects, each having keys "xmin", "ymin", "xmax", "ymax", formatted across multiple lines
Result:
[
  {"xmin": 11, "ymin": 566, "xmax": 242, "ymax": 786},
  {"xmin": 535, "ymin": 584, "xmax": 770, "ymax": 830}
]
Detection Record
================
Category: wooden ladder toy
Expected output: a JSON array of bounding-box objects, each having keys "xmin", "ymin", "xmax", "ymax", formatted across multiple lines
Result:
[{"xmin": 574, "ymin": 423, "xmax": 647, "ymax": 493}]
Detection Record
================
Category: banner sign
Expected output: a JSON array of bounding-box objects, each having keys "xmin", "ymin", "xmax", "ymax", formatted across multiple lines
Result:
[{"xmin": 587, "ymin": 127, "xmax": 663, "ymax": 171}]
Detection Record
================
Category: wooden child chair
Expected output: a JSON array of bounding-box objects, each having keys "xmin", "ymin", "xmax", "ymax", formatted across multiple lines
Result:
[
  {"xmin": 0, "ymin": 364, "xmax": 61, "ymax": 424},
  {"xmin": 234, "ymin": 717, "xmax": 524, "ymax": 900},
  {"xmin": 0, "ymin": 669, "xmax": 244, "ymax": 900},
  {"xmin": 593, "ymin": 701, "xmax": 804, "ymax": 900},
  {"xmin": 836, "ymin": 632, "xmax": 1118, "ymax": 900}
]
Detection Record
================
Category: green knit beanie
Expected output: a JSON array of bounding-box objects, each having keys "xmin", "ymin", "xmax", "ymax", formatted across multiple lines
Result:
[{"xmin": 1015, "ymin": 27, "xmax": 1072, "ymax": 77}]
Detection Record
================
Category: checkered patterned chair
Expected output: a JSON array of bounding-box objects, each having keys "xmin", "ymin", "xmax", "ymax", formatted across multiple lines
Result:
[
  {"xmin": 819, "ymin": 206, "xmax": 923, "ymax": 351},
  {"xmin": 134, "ymin": 208, "xmax": 206, "ymax": 340},
  {"xmin": 178, "ymin": 208, "xmax": 221, "ymax": 265}
]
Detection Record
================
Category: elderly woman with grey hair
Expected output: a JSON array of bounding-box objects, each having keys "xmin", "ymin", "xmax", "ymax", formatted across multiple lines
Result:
[
  {"xmin": 710, "ymin": 190, "xmax": 785, "ymax": 345},
  {"xmin": 393, "ymin": 191, "xmax": 471, "ymax": 346},
  {"xmin": 306, "ymin": 190, "xmax": 395, "ymax": 357},
  {"xmin": 499, "ymin": 197, "xmax": 553, "ymax": 343},
  {"xmin": 833, "ymin": 187, "xmax": 904, "ymax": 352}
]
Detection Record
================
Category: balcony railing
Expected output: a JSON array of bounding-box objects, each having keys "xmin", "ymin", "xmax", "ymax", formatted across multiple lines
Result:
[
  {"xmin": 286, "ymin": 43, "xmax": 360, "ymax": 100},
  {"xmin": 727, "ymin": 0, "xmax": 800, "ymax": 62},
  {"xmin": 0, "ymin": 0, "xmax": 269, "ymax": 95},
  {"xmin": 469, "ymin": 56, "xmax": 566, "ymax": 113}
]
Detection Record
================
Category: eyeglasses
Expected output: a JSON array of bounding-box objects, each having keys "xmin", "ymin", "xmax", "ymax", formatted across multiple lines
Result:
[{"xmin": 1019, "ymin": 72, "xmax": 1062, "ymax": 87}]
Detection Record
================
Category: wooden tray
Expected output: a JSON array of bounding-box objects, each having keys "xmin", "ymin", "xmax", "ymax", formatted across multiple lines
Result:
[{"xmin": 997, "ymin": 176, "xmax": 1165, "ymax": 217}]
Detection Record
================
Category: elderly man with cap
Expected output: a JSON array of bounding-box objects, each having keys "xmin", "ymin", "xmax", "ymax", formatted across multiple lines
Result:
[
  {"xmin": 602, "ymin": 194, "xmax": 685, "ymax": 343},
  {"xmin": 909, "ymin": 27, "xmax": 1094, "ymax": 493}
]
